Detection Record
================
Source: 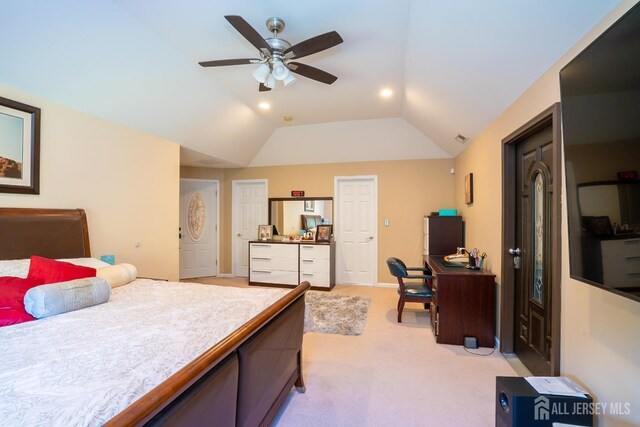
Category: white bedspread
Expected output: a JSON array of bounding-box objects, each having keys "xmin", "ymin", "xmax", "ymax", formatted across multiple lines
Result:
[{"xmin": 0, "ymin": 280, "xmax": 289, "ymax": 427}]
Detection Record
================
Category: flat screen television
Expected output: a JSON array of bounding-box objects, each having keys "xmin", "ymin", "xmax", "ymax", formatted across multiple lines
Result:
[{"xmin": 560, "ymin": 2, "xmax": 640, "ymax": 303}]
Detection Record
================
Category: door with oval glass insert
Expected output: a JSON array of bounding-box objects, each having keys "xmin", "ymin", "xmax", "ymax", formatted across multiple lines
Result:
[{"xmin": 514, "ymin": 124, "xmax": 555, "ymax": 375}]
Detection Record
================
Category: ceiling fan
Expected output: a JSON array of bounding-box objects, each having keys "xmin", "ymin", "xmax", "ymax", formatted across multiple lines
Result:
[{"xmin": 199, "ymin": 16, "xmax": 343, "ymax": 91}]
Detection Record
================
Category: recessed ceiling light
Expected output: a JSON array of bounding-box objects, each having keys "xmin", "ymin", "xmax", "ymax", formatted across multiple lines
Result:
[
  {"xmin": 258, "ymin": 102, "xmax": 271, "ymax": 110},
  {"xmin": 380, "ymin": 88, "xmax": 393, "ymax": 98},
  {"xmin": 283, "ymin": 115, "xmax": 294, "ymax": 122}
]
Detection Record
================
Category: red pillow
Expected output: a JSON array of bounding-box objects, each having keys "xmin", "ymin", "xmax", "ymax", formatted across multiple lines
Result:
[
  {"xmin": 0, "ymin": 276, "xmax": 42, "ymax": 327},
  {"xmin": 27, "ymin": 256, "xmax": 96, "ymax": 284}
]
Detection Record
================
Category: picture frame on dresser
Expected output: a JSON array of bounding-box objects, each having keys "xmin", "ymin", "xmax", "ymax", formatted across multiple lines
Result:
[
  {"xmin": 258, "ymin": 224, "xmax": 273, "ymax": 240},
  {"xmin": 0, "ymin": 96, "xmax": 41, "ymax": 194},
  {"xmin": 316, "ymin": 224, "xmax": 332, "ymax": 242}
]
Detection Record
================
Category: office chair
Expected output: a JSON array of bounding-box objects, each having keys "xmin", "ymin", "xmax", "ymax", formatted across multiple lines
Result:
[{"xmin": 386, "ymin": 257, "xmax": 433, "ymax": 323}]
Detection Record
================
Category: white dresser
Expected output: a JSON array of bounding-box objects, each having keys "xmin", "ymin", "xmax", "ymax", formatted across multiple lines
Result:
[{"xmin": 249, "ymin": 241, "xmax": 335, "ymax": 290}]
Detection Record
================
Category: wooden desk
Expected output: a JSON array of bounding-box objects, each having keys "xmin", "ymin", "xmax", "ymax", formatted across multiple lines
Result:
[{"xmin": 425, "ymin": 255, "xmax": 496, "ymax": 348}]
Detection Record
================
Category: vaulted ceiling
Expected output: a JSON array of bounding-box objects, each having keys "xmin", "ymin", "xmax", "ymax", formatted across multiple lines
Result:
[{"xmin": 0, "ymin": 1, "xmax": 620, "ymax": 167}]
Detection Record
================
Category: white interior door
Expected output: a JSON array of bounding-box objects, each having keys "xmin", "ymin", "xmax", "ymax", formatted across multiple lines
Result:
[
  {"xmin": 335, "ymin": 176, "xmax": 377, "ymax": 285},
  {"xmin": 179, "ymin": 179, "xmax": 218, "ymax": 279},
  {"xmin": 232, "ymin": 179, "xmax": 268, "ymax": 277}
]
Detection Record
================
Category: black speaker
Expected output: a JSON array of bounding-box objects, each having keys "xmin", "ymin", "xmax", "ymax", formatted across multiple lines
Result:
[{"xmin": 496, "ymin": 377, "xmax": 593, "ymax": 427}]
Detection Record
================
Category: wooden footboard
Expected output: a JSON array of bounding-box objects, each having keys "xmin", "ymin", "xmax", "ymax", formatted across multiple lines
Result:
[{"xmin": 106, "ymin": 281, "xmax": 309, "ymax": 427}]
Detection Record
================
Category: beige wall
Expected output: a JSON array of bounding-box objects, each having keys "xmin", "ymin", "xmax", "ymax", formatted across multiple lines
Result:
[
  {"xmin": 453, "ymin": 2, "xmax": 640, "ymax": 425},
  {"xmin": 182, "ymin": 159, "xmax": 455, "ymax": 283},
  {"xmin": 1, "ymin": 85, "xmax": 180, "ymax": 280}
]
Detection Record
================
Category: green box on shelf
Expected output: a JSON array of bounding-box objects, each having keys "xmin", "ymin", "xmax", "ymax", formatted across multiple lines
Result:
[{"xmin": 438, "ymin": 209, "xmax": 457, "ymax": 216}]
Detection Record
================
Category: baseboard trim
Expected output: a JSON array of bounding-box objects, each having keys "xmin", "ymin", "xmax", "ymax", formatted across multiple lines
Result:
[
  {"xmin": 217, "ymin": 273, "xmax": 235, "ymax": 278},
  {"xmin": 376, "ymin": 282, "xmax": 397, "ymax": 288}
]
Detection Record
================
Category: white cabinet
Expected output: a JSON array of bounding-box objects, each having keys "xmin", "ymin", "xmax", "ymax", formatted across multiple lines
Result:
[{"xmin": 249, "ymin": 241, "xmax": 335, "ymax": 290}]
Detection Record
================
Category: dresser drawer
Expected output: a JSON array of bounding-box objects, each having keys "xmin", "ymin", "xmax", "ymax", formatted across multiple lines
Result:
[
  {"xmin": 299, "ymin": 258, "xmax": 330, "ymax": 273},
  {"xmin": 601, "ymin": 238, "xmax": 640, "ymax": 257},
  {"xmin": 250, "ymin": 243, "xmax": 298, "ymax": 258},
  {"xmin": 249, "ymin": 256, "xmax": 298, "ymax": 271},
  {"xmin": 250, "ymin": 270, "xmax": 298, "ymax": 285},
  {"xmin": 299, "ymin": 244, "xmax": 330, "ymax": 260},
  {"xmin": 299, "ymin": 271, "xmax": 331, "ymax": 288}
]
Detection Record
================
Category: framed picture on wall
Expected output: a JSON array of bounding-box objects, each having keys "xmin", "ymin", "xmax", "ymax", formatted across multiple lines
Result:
[
  {"xmin": 465, "ymin": 173, "xmax": 474, "ymax": 204},
  {"xmin": 0, "ymin": 96, "xmax": 41, "ymax": 194},
  {"xmin": 304, "ymin": 200, "xmax": 315, "ymax": 212}
]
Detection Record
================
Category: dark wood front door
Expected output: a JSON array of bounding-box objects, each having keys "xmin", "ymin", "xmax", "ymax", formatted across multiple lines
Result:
[
  {"xmin": 501, "ymin": 104, "xmax": 561, "ymax": 376},
  {"xmin": 514, "ymin": 124, "xmax": 554, "ymax": 374}
]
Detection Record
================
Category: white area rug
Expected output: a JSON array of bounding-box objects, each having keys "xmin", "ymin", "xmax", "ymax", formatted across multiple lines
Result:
[{"xmin": 304, "ymin": 291, "xmax": 371, "ymax": 336}]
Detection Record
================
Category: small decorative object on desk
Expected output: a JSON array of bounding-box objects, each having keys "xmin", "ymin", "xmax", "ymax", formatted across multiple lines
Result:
[
  {"xmin": 316, "ymin": 224, "xmax": 332, "ymax": 242},
  {"xmin": 258, "ymin": 225, "xmax": 273, "ymax": 241},
  {"xmin": 465, "ymin": 248, "xmax": 486, "ymax": 270}
]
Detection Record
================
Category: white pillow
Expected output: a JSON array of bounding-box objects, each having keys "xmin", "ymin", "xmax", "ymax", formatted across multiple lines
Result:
[
  {"xmin": 97, "ymin": 263, "xmax": 137, "ymax": 288},
  {"xmin": 24, "ymin": 277, "xmax": 112, "ymax": 319}
]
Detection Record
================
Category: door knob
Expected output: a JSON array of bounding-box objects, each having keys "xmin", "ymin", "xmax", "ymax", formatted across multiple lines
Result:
[
  {"xmin": 509, "ymin": 248, "xmax": 521, "ymax": 269},
  {"xmin": 236, "ymin": 232, "xmax": 242, "ymax": 237},
  {"xmin": 368, "ymin": 236, "xmax": 374, "ymax": 240}
]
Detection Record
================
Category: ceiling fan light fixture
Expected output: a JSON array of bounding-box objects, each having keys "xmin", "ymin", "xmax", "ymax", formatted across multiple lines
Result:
[
  {"xmin": 265, "ymin": 73, "xmax": 277, "ymax": 89},
  {"xmin": 252, "ymin": 63, "xmax": 270, "ymax": 83},
  {"xmin": 272, "ymin": 60, "xmax": 289, "ymax": 80},
  {"xmin": 283, "ymin": 73, "xmax": 296, "ymax": 86}
]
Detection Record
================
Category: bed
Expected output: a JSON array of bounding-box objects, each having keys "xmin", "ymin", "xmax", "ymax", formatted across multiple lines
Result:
[{"xmin": 0, "ymin": 208, "xmax": 309, "ymax": 426}]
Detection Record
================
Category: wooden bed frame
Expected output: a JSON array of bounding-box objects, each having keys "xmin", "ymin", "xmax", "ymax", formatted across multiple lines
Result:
[{"xmin": 0, "ymin": 207, "xmax": 309, "ymax": 426}]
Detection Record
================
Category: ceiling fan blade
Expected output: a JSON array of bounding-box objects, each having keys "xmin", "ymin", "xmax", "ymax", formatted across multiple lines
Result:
[
  {"xmin": 284, "ymin": 31, "xmax": 343, "ymax": 60},
  {"xmin": 225, "ymin": 15, "xmax": 272, "ymax": 55},
  {"xmin": 199, "ymin": 58, "xmax": 259, "ymax": 67},
  {"xmin": 288, "ymin": 62, "xmax": 337, "ymax": 85},
  {"xmin": 259, "ymin": 83, "xmax": 271, "ymax": 92}
]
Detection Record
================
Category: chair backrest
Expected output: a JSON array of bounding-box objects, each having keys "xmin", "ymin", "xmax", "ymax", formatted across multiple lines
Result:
[{"xmin": 387, "ymin": 257, "xmax": 409, "ymax": 278}]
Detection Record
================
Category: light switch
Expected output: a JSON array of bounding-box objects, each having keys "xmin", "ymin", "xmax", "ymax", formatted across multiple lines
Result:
[{"xmin": 384, "ymin": 218, "xmax": 390, "ymax": 227}]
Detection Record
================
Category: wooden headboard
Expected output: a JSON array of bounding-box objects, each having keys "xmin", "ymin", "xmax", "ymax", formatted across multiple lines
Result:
[{"xmin": 0, "ymin": 208, "xmax": 91, "ymax": 260}]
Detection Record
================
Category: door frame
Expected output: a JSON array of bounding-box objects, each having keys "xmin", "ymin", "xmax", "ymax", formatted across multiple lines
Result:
[
  {"xmin": 231, "ymin": 179, "xmax": 268, "ymax": 277},
  {"xmin": 179, "ymin": 178, "xmax": 220, "ymax": 278},
  {"xmin": 500, "ymin": 103, "xmax": 561, "ymax": 375},
  {"xmin": 334, "ymin": 175, "xmax": 379, "ymax": 285}
]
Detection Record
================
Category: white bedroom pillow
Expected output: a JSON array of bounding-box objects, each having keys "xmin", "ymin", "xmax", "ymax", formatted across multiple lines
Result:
[
  {"xmin": 97, "ymin": 264, "xmax": 137, "ymax": 288},
  {"xmin": 23, "ymin": 277, "xmax": 112, "ymax": 319}
]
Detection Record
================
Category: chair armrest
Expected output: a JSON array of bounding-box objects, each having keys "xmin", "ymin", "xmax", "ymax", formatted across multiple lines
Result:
[
  {"xmin": 406, "ymin": 266, "xmax": 430, "ymax": 271},
  {"xmin": 406, "ymin": 274, "xmax": 433, "ymax": 280}
]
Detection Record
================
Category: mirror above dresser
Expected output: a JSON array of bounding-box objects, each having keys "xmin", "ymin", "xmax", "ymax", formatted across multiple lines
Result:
[{"xmin": 268, "ymin": 197, "xmax": 333, "ymax": 235}]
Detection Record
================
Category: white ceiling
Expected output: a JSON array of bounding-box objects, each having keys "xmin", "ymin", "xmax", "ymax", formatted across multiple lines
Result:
[{"xmin": 0, "ymin": 0, "xmax": 621, "ymax": 167}]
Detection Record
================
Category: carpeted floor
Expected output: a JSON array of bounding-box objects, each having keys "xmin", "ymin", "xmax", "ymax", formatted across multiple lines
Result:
[{"xmin": 187, "ymin": 277, "xmax": 519, "ymax": 426}]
